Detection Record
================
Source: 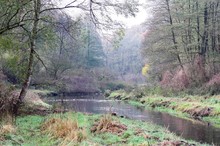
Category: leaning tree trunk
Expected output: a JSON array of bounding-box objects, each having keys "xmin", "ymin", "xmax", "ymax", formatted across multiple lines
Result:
[{"xmin": 14, "ymin": 0, "xmax": 41, "ymax": 115}]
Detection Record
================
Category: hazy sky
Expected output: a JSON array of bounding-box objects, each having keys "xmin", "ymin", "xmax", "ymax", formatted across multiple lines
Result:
[
  {"xmin": 114, "ymin": 3, "xmax": 148, "ymax": 28},
  {"xmin": 56, "ymin": 0, "xmax": 149, "ymax": 28}
]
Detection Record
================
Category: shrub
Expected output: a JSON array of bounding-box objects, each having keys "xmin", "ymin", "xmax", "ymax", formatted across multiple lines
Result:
[
  {"xmin": 207, "ymin": 73, "xmax": 220, "ymax": 87},
  {"xmin": 160, "ymin": 70, "xmax": 173, "ymax": 88},
  {"xmin": 160, "ymin": 69, "xmax": 189, "ymax": 91},
  {"xmin": 0, "ymin": 82, "xmax": 17, "ymax": 124},
  {"xmin": 171, "ymin": 69, "xmax": 189, "ymax": 90},
  {"xmin": 205, "ymin": 73, "xmax": 220, "ymax": 95},
  {"xmin": 192, "ymin": 55, "xmax": 207, "ymax": 83}
]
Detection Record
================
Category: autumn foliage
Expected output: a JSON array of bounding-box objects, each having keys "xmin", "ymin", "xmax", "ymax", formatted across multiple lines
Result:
[{"xmin": 160, "ymin": 69, "xmax": 189, "ymax": 91}]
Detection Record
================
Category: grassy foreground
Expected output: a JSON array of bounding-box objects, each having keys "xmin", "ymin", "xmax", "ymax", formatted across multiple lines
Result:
[
  {"xmin": 0, "ymin": 112, "xmax": 210, "ymax": 146},
  {"xmin": 106, "ymin": 89, "xmax": 220, "ymax": 127}
]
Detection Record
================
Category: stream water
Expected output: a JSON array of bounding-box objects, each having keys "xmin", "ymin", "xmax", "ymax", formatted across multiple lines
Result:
[{"xmin": 47, "ymin": 94, "xmax": 220, "ymax": 145}]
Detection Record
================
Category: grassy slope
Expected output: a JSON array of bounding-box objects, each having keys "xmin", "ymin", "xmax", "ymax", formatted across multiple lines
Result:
[
  {"xmin": 107, "ymin": 90, "xmax": 220, "ymax": 127},
  {"xmin": 0, "ymin": 112, "xmax": 210, "ymax": 146}
]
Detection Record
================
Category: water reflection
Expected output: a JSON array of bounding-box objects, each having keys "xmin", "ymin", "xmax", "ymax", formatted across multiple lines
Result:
[{"xmin": 47, "ymin": 95, "xmax": 220, "ymax": 145}]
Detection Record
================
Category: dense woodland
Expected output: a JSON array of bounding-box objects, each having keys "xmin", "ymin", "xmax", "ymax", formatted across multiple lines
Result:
[{"xmin": 142, "ymin": 0, "xmax": 220, "ymax": 94}]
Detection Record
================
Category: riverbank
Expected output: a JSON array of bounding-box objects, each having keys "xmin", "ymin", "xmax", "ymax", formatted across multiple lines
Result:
[
  {"xmin": 0, "ymin": 112, "xmax": 210, "ymax": 146},
  {"xmin": 106, "ymin": 89, "xmax": 220, "ymax": 128}
]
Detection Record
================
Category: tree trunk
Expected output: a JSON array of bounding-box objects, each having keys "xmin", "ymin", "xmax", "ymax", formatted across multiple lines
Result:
[
  {"xmin": 201, "ymin": 2, "xmax": 209, "ymax": 57},
  {"xmin": 14, "ymin": 0, "xmax": 41, "ymax": 115},
  {"xmin": 165, "ymin": 0, "xmax": 183, "ymax": 69},
  {"xmin": 197, "ymin": 2, "xmax": 209, "ymax": 83},
  {"xmin": 196, "ymin": 1, "xmax": 201, "ymax": 53}
]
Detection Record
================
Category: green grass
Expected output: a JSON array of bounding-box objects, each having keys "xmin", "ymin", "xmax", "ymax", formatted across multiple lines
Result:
[
  {"xmin": 0, "ymin": 112, "xmax": 211, "ymax": 146},
  {"xmin": 108, "ymin": 90, "xmax": 220, "ymax": 128}
]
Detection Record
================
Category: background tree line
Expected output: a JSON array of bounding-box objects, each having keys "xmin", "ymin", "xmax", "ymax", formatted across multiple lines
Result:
[{"xmin": 104, "ymin": 26, "xmax": 146, "ymax": 84}]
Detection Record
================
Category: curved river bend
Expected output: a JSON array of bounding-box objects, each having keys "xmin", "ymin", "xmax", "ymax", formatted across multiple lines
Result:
[{"xmin": 47, "ymin": 94, "xmax": 220, "ymax": 145}]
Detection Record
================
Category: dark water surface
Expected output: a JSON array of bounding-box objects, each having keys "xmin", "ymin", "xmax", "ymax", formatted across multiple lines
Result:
[{"xmin": 47, "ymin": 94, "xmax": 220, "ymax": 145}]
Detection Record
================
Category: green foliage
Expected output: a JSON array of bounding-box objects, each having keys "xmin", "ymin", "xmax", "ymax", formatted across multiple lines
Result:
[
  {"xmin": 2, "ymin": 55, "xmax": 28, "ymax": 83},
  {"xmin": 0, "ymin": 36, "xmax": 20, "ymax": 52},
  {"xmin": 0, "ymin": 35, "xmax": 27, "ymax": 83},
  {"xmin": 112, "ymin": 28, "xmax": 125, "ymax": 49},
  {"xmin": 83, "ymin": 23, "xmax": 105, "ymax": 68}
]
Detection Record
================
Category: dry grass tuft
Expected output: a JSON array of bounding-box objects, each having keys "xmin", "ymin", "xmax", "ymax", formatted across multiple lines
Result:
[
  {"xmin": 90, "ymin": 115, "xmax": 127, "ymax": 135},
  {"xmin": 0, "ymin": 124, "xmax": 16, "ymax": 135},
  {"xmin": 41, "ymin": 116, "xmax": 86, "ymax": 144},
  {"xmin": 0, "ymin": 124, "xmax": 16, "ymax": 140}
]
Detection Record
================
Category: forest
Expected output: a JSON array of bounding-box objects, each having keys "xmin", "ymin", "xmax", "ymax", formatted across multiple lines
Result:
[{"xmin": 0, "ymin": 0, "xmax": 220, "ymax": 145}]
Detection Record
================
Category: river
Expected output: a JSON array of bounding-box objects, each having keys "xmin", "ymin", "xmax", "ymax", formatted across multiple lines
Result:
[{"xmin": 47, "ymin": 94, "xmax": 220, "ymax": 145}]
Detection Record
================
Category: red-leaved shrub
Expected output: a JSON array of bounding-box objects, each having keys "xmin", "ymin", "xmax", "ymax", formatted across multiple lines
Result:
[
  {"xmin": 160, "ymin": 68, "xmax": 190, "ymax": 91},
  {"xmin": 160, "ymin": 70, "xmax": 173, "ymax": 88},
  {"xmin": 171, "ymin": 69, "xmax": 189, "ymax": 90},
  {"xmin": 207, "ymin": 73, "xmax": 220, "ymax": 86},
  {"xmin": 193, "ymin": 55, "xmax": 207, "ymax": 83}
]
